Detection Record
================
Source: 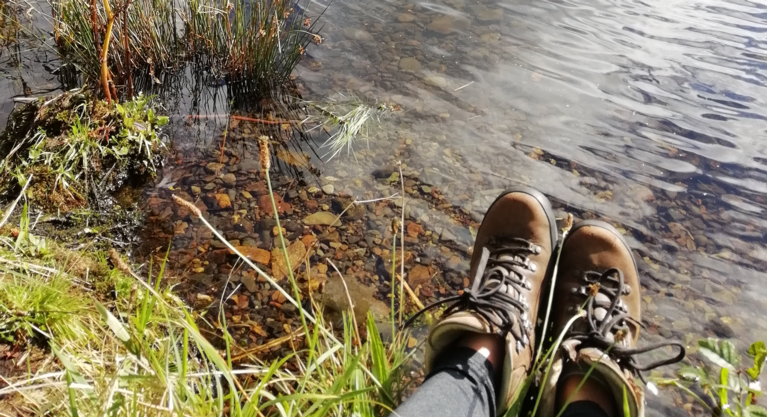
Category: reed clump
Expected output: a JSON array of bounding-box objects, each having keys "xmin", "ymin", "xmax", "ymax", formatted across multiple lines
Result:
[{"xmin": 51, "ymin": 0, "xmax": 319, "ymax": 100}]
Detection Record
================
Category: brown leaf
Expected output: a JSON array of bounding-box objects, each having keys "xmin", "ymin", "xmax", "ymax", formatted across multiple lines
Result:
[
  {"xmin": 408, "ymin": 265, "xmax": 432, "ymax": 288},
  {"xmin": 271, "ymin": 240, "xmax": 307, "ymax": 280},
  {"xmin": 251, "ymin": 324, "xmax": 267, "ymax": 337},
  {"xmin": 406, "ymin": 221, "xmax": 425, "ymax": 238},
  {"xmin": 407, "ymin": 336, "xmax": 418, "ymax": 349}
]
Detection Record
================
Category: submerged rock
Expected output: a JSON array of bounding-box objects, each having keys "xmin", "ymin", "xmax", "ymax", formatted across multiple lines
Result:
[
  {"xmin": 399, "ymin": 57, "xmax": 422, "ymax": 72},
  {"xmin": 321, "ymin": 274, "xmax": 390, "ymax": 324},
  {"xmin": 303, "ymin": 211, "xmax": 341, "ymax": 226}
]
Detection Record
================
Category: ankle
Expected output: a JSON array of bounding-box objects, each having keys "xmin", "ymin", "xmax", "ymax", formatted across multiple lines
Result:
[
  {"xmin": 456, "ymin": 333, "xmax": 505, "ymax": 370},
  {"xmin": 556, "ymin": 374, "xmax": 616, "ymax": 417}
]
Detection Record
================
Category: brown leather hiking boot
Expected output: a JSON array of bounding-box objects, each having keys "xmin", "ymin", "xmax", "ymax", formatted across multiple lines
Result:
[
  {"xmin": 408, "ymin": 187, "xmax": 557, "ymax": 414},
  {"xmin": 540, "ymin": 220, "xmax": 685, "ymax": 417}
]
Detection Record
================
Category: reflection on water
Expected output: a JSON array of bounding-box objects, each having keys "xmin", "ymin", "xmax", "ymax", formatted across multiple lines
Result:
[
  {"xmin": 0, "ymin": 0, "xmax": 65, "ymax": 126},
  {"xmin": 295, "ymin": 0, "xmax": 767, "ymax": 402}
]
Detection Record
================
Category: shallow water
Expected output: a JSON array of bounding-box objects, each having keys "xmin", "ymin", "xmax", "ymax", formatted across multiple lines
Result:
[
  {"xmin": 0, "ymin": 0, "xmax": 62, "ymax": 126},
  {"xmin": 298, "ymin": 0, "xmax": 767, "ymax": 329},
  {"xmin": 2, "ymin": 0, "xmax": 767, "ymax": 412}
]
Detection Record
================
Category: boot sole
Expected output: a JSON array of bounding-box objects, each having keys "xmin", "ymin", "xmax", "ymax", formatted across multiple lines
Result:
[
  {"xmin": 485, "ymin": 186, "xmax": 558, "ymax": 251},
  {"xmin": 566, "ymin": 219, "xmax": 638, "ymax": 274}
]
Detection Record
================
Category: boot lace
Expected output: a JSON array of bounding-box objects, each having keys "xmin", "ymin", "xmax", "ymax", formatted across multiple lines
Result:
[
  {"xmin": 568, "ymin": 268, "xmax": 685, "ymax": 382},
  {"xmin": 404, "ymin": 238, "xmax": 540, "ymax": 352}
]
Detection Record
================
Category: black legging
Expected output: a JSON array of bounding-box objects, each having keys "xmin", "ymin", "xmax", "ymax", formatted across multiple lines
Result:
[{"xmin": 392, "ymin": 347, "xmax": 609, "ymax": 417}]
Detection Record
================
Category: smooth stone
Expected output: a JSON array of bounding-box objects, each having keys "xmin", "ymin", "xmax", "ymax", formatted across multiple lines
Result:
[
  {"xmin": 471, "ymin": 5, "xmax": 503, "ymax": 21},
  {"xmin": 240, "ymin": 158, "xmax": 259, "ymax": 171},
  {"xmin": 304, "ymin": 211, "xmax": 341, "ymax": 226},
  {"xmin": 427, "ymin": 15, "xmax": 470, "ymax": 35},
  {"xmin": 223, "ymin": 173, "xmax": 236, "ymax": 186},
  {"xmin": 424, "ymin": 76, "xmax": 447, "ymax": 88},
  {"xmin": 397, "ymin": 13, "xmax": 415, "ymax": 23},
  {"xmin": 343, "ymin": 28, "xmax": 374, "ymax": 41},
  {"xmin": 242, "ymin": 275, "xmax": 258, "ymax": 292},
  {"xmin": 322, "ymin": 184, "xmax": 335, "ymax": 195},
  {"xmin": 399, "ymin": 57, "xmax": 421, "ymax": 72},
  {"xmin": 206, "ymin": 162, "xmax": 225, "ymax": 173}
]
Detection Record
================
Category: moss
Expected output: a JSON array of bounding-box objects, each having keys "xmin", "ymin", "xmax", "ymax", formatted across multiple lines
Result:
[{"xmin": 0, "ymin": 90, "xmax": 168, "ymax": 213}]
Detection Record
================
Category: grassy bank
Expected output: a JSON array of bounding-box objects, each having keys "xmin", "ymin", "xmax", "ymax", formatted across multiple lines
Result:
[
  {"xmin": 0, "ymin": 90, "xmax": 168, "ymax": 212},
  {"xmin": 0, "ymin": 148, "xmax": 415, "ymax": 416},
  {"xmin": 0, "ymin": 209, "xmax": 415, "ymax": 416}
]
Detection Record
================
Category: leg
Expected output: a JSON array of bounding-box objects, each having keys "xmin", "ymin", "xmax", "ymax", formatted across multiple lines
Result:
[
  {"xmin": 394, "ymin": 334, "xmax": 503, "ymax": 417},
  {"xmin": 557, "ymin": 376, "xmax": 613, "ymax": 417}
]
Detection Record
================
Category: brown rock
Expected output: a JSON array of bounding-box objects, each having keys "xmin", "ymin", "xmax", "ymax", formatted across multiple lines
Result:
[
  {"xmin": 271, "ymin": 290, "xmax": 287, "ymax": 304},
  {"xmin": 209, "ymin": 248, "xmax": 229, "ymax": 264},
  {"xmin": 397, "ymin": 13, "xmax": 415, "ymax": 23},
  {"xmin": 305, "ymin": 200, "xmax": 319, "ymax": 210},
  {"xmin": 247, "ymin": 182, "xmax": 268, "ymax": 195},
  {"xmin": 271, "ymin": 240, "xmax": 307, "ymax": 280},
  {"xmin": 215, "ymin": 193, "xmax": 232, "ymax": 209},
  {"xmin": 223, "ymin": 173, "xmax": 236, "ymax": 186},
  {"xmin": 408, "ymin": 265, "xmax": 432, "ymax": 287},
  {"xmin": 242, "ymin": 275, "xmax": 258, "ymax": 292},
  {"xmin": 231, "ymin": 246, "xmax": 271, "ymax": 264},
  {"xmin": 303, "ymin": 211, "xmax": 340, "ymax": 226}
]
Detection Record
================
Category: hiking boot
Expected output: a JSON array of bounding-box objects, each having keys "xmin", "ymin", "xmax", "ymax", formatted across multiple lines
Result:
[
  {"xmin": 409, "ymin": 187, "xmax": 558, "ymax": 414},
  {"xmin": 539, "ymin": 220, "xmax": 685, "ymax": 417}
]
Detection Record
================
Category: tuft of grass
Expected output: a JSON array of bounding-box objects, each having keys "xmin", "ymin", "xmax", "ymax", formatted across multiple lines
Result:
[
  {"xmin": 306, "ymin": 95, "xmax": 392, "ymax": 161},
  {"xmin": 50, "ymin": 0, "xmax": 321, "ymax": 98}
]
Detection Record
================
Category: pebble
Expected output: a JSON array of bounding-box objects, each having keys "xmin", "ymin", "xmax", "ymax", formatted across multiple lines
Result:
[
  {"xmin": 206, "ymin": 162, "xmax": 225, "ymax": 173},
  {"xmin": 427, "ymin": 15, "xmax": 470, "ymax": 35},
  {"xmin": 440, "ymin": 228, "xmax": 457, "ymax": 242},
  {"xmin": 223, "ymin": 173, "xmax": 236, "ymax": 186},
  {"xmin": 424, "ymin": 76, "xmax": 447, "ymax": 88},
  {"xmin": 242, "ymin": 275, "xmax": 258, "ymax": 292},
  {"xmin": 322, "ymin": 184, "xmax": 335, "ymax": 195},
  {"xmin": 304, "ymin": 211, "xmax": 341, "ymax": 226},
  {"xmin": 397, "ymin": 13, "xmax": 415, "ymax": 23},
  {"xmin": 399, "ymin": 57, "xmax": 421, "ymax": 72},
  {"xmin": 343, "ymin": 28, "xmax": 374, "ymax": 42},
  {"xmin": 191, "ymin": 186, "xmax": 201, "ymax": 195},
  {"xmin": 240, "ymin": 158, "xmax": 259, "ymax": 171}
]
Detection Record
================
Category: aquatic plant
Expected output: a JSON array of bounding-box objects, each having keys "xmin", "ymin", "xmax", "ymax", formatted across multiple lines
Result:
[
  {"xmin": 50, "ymin": 0, "xmax": 320, "ymax": 100},
  {"xmin": 653, "ymin": 338, "xmax": 767, "ymax": 417},
  {"xmin": 184, "ymin": 0, "xmax": 321, "ymax": 90},
  {"xmin": 306, "ymin": 95, "xmax": 393, "ymax": 162}
]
